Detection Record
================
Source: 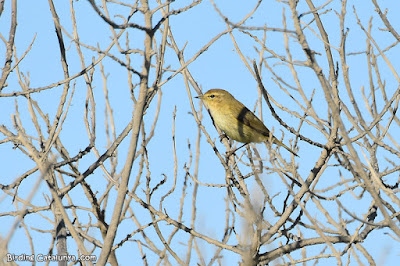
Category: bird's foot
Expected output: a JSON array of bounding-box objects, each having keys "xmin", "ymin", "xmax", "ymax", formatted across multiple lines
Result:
[{"xmin": 219, "ymin": 133, "xmax": 228, "ymax": 143}]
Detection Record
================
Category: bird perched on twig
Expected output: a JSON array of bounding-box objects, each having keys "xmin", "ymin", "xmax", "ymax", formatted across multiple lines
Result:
[{"xmin": 196, "ymin": 89, "xmax": 298, "ymax": 157}]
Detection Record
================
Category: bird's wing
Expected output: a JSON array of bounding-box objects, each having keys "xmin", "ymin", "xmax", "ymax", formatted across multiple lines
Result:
[
  {"xmin": 230, "ymin": 102, "xmax": 299, "ymax": 156},
  {"xmin": 234, "ymin": 105, "xmax": 271, "ymax": 138}
]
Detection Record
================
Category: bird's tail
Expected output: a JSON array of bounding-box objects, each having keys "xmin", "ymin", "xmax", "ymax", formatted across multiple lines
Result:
[{"xmin": 273, "ymin": 138, "xmax": 299, "ymax": 157}]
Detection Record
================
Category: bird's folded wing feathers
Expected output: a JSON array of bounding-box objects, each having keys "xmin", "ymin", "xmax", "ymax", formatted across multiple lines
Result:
[{"xmin": 234, "ymin": 105, "xmax": 271, "ymax": 138}]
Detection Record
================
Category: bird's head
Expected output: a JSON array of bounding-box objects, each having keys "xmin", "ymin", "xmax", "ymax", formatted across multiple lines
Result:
[{"xmin": 195, "ymin": 89, "xmax": 234, "ymax": 110}]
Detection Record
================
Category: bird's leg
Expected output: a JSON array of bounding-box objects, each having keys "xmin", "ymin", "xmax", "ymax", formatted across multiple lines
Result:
[{"xmin": 219, "ymin": 133, "xmax": 228, "ymax": 143}]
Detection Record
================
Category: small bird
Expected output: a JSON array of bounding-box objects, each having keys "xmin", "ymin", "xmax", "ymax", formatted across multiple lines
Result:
[{"xmin": 196, "ymin": 89, "xmax": 298, "ymax": 157}]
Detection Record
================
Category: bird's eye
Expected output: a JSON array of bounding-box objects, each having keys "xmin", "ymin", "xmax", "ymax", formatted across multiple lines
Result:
[{"xmin": 209, "ymin": 94, "xmax": 215, "ymax": 98}]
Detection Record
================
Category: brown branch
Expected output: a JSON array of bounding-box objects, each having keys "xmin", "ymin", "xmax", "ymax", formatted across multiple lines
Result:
[
  {"xmin": 0, "ymin": 0, "xmax": 17, "ymax": 91},
  {"xmin": 253, "ymin": 60, "xmax": 324, "ymax": 148}
]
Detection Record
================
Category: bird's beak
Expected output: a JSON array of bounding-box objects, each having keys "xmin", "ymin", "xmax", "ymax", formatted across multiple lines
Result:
[{"xmin": 195, "ymin": 95, "xmax": 204, "ymax": 99}]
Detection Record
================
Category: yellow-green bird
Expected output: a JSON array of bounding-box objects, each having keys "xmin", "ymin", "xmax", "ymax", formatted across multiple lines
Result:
[{"xmin": 196, "ymin": 89, "xmax": 298, "ymax": 157}]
